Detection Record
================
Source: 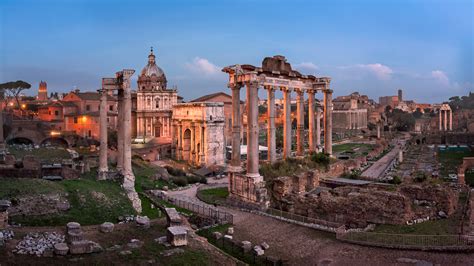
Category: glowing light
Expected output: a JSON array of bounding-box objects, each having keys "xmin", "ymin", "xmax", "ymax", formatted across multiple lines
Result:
[
  {"xmin": 21, "ymin": 104, "xmax": 26, "ymax": 109},
  {"xmin": 50, "ymin": 131, "xmax": 61, "ymax": 136},
  {"xmin": 8, "ymin": 102, "xmax": 14, "ymax": 106},
  {"xmin": 81, "ymin": 116, "xmax": 87, "ymax": 123}
]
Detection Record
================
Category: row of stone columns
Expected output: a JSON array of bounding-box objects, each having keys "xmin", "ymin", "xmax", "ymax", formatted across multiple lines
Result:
[
  {"xmin": 229, "ymin": 82, "xmax": 333, "ymax": 179},
  {"xmin": 439, "ymin": 109, "xmax": 453, "ymax": 131}
]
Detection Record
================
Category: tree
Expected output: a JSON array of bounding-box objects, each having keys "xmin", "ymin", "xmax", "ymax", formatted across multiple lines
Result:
[
  {"xmin": 413, "ymin": 108, "xmax": 423, "ymax": 119},
  {"xmin": 0, "ymin": 80, "xmax": 31, "ymax": 108}
]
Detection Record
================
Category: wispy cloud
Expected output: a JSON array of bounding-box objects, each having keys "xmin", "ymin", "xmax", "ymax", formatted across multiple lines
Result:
[
  {"xmin": 431, "ymin": 70, "xmax": 449, "ymax": 86},
  {"xmin": 185, "ymin": 57, "xmax": 221, "ymax": 76},
  {"xmin": 294, "ymin": 62, "xmax": 319, "ymax": 74},
  {"xmin": 339, "ymin": 63, "xmax": 393, "ymax": 80}
]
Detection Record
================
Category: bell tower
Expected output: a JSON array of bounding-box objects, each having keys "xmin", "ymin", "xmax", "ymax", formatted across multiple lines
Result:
[{"xmin": 38, "ymin": 81, "xmax": 48, "ymax": 101}]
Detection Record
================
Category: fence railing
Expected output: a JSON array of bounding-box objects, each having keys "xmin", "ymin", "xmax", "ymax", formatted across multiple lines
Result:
[
  {"xmin": 336, "ymin": 230, "xmax": 473, "ymax": 250},
  {"xmin": 159, "ymin": 194, "xmax": 234, "ymax": 225},
  {"xmin": 198, "ymin": 227, "xmax": 283, "ymax": 266},
  {"xmin": 266, "ymin": 208, "xmax": 343, "ymax": 229}
]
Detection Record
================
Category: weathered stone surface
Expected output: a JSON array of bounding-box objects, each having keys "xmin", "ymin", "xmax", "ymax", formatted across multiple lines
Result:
[
  {"xmin": 135, "ymin": 216, "xmax": 150, "ymax": 229},
  {"xmin": 241, "ymin": 241, "xmax": 252, "ymax": 252},
  {"xmin": 167, "ymin": 226, "xmax": 187, "ymax": 247},
  {"xmin": 8, "ymin": 194, "xmax": 70, "ymax": 217},
  {"xmin": 212, "ymin": 231, "xmax": 222, "ymax": 240},
  {"xmin": 13, "ymin": 232, "xmax": 65, "ymax": 256},
  {"xmin": 261, "ymin": 242, "xmax": 270, "ymax": 250},
  {"xmin": 126, "ymin": 239, "xmax": 143, "ymax": 249},
  {"xmin": 165, "ymin": 208, "xmax": 182, "ymax": 226},
  {"xmin": 253, "ymin": 245, "xmax": 264, "ymax": 256},
  {"xmin": 99, "ymin": 222, "xmax": 114, "ymax": 233},
  {"xmin": 23, "ymin": 155, "xmax": 41, "ymax": 170},
  {"xmin": 227, "ymin": 227, "xmax": 234, "ymax": 235},
  {"xmin": 224, "ymin": 234, "xmax": 233, "ymax": 240},
  {"xmin": 54, "ymin": 243, "xmax": 69, "ymax": 256}
]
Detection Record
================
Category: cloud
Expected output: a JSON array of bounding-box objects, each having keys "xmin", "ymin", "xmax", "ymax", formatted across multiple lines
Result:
[
  {"xmin": 294, "ymin": 62, "xmax": 319, "ymax": 73},
  {"xmin": 356, "ymin": 63, "xmax": 393, "ymax": 80},
  {"xmin": 338, "ymin": 63, "xmax": 393, "ymax": 80},
  {"xmin": 185, "ymin": 57, "xmax": 221, "ymax": 76},
  {"xmin": 431, "ymin": 70, "xmax": 450, "ymax": 86}
]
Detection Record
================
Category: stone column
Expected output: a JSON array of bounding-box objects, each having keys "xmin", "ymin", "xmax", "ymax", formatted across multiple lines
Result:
[
  {"xmin": 398, "ymin": 150, "xmax": 403, "ymax": 163},
  {"xmin": 266, "ymin": 86, "xmax": 276, "ymax": 163},
  {"xmin": 246, "ymin": 81, "xmax": 260, "ymax": 179},
  {"xmin": 439, "ymin": 110, "xmax": 443, "ymax": 131},
  {"xmin": 449, "ymin": 110, "xmax": 453, "ymax": 131},
  {"xmin": 295, "ymin": 89, "xmax": 304, "ymax": 156},
  {"xmin": 444, "ymin": 109, "xmax": 447, "ymax": 131},
  {"xmin": 191, "ymin": 123, "xmax": 195, "ymax": 164},
  {"xmin": 116, "ymin": 88, "xmax": 124, "ymax": 172},
  {"xmin": 283, "ymin": 87, "xmax": 292, "ymax": 159},
  {"xmin": 230, "ymin": 84, "xmax": 242, "ymax": 171},
  {"xmin": 308, "ymin": 90, "xmax": 316, "ymax": 152},
  {"xmin": 98, "ymin": 88, "xmax": 108, "ymax": 180},
  {"xmin": 199, "ymin": 126, "xmax": 205, "ymax": 164},
  {"xmin": 324, "ymin": 89, "xmax": 333, "ymax": 156},
  {"xmin": 120, "ymin": 69, "xmax": 142, "ymax": 213},
  {"xmin": 316, "ymin": 105, "xmax": 321, "ymax": 152},
  {"xmin": 177, "ymin": 122, "xmax": 183, "ymax": 160}
]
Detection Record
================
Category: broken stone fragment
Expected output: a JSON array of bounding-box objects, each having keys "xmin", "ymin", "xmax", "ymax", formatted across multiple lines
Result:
[
  {"xmin": 99, "ymin": 222, "xmax": 114, "ymax": 233},
  {"xmin": 260, "ymin": 242, "xmax": 270, "ymax": 250}
]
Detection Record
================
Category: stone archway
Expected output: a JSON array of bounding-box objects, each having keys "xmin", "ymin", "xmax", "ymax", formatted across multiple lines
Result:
[
  {"xmin": 40, "ymin": 137, "xmax": 69, "ymax": 148},
  {"xmin": 182, "ymin": 129, "xmax": 191, "ymax": 161},
  {"xmin": 458, "ymin": 157, "xmax": 474, "ymax": 186},
  {"xmin": 7, "ymin": 137, "xmax": 34, "ymax": 145}
]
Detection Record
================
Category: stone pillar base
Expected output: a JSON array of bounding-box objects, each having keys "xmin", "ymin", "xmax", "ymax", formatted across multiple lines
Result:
[
  {"xmin": 227, "ymin": 172, "xmax": 269, "ymax": 210},
  {"xmin": 97, "ymin": 170, "xmax": 110, "ymax": 181},
  {"xmin": 227, "ymin": 165, "xmax": 243, "ymax": 173}
]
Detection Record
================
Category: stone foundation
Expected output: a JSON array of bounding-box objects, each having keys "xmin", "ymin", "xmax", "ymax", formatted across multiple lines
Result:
[{"xmin": 228, "ymin": 172, "xmax": 269, "ymax": 210}]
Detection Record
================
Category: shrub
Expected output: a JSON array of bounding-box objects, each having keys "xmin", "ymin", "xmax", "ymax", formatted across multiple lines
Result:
[
  {"xmin": 171, "ymin": 176, "xmax": 188, "ymax": 187},
  {"xmin": 414, "ymin": 171, "xmax": 428, "ymax": 183},
  {"xmin": 165, "ymin": 166, "xmax": 186, "ymax": 177},
  {"xmin": 309, "ymin": 152, "xmax": 330, "ymax": 166},
  {"xmin": 390, "ymin": 175, "xmax": 402, "ymax": 184}
]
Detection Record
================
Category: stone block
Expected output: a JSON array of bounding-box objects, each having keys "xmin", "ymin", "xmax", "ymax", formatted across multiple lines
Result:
[
  {"xmin": 224, "ymin": 234, "xmax": 233, "ymax": 240},
  {"xmin": 66, "ymin": 230, "xmax": 84, "ymax": 244},
  {"xmin": 165, "ymin": 208, "xmax": 182, "ymax": 227},
  {"xmin": 227, "ymin": 227, "xmax": 234, "ymax": 235},
  {"xmin": 167, "ymin": 226, "xmax": 188, "ymax": 247},
  {"xmin": 241, "ymin": 241, "xmax": 252, "ymax": 252},
  {"xmin": 23, "ymin": 155, "xmax": 41, "ymax": 170},
  {"xmin": 136, "ymin": 216, "xmax": 150, "ymax": 229},
  {"xmin": 212, "ymin": 232, "xmax": 222, "ymax": 240},
  {"xmin": 69, "ymin": 240, "xmax": 92, "ymax": 255},
  {"xmin": 54, "ymin": 243, "xmax": 69, "ymax": 256},
  {"xmin": 0, "ymin": 211, "xmax": 8, "ymax": 229},
  {"xmin": 3, "ymin": 155, "xmax": 15, "ymax": 165},
  {"xmin": 127, "ymin": 239, "xmax": 143, "ymax": 249},
  {"xmin": 99, "ymin": 222, "xmax": 114, "ymax": 233},
  {"xmin": 253, "ymin": 245, "xmax": 264, "ymax": 256},
  {"xmin": 261, "ymin": 242, "xmax": 270, "ymax": 250}
]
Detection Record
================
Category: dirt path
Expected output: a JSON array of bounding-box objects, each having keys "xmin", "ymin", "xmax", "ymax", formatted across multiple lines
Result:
[{"xmin": 223, "ymin": 208, "xmax": 474, "ymax": 265}]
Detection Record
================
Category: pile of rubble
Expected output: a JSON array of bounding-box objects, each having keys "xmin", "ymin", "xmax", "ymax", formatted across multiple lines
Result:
[
  {"xmin": 0, "ymin": 229, "xmax": 14, "ymax": 246},
  {"xmin": 13, "ymin": 232, "xmax": 65, "ymax": 256}
]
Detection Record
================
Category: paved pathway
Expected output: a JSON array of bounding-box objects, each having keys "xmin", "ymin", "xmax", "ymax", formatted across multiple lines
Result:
[{"xmin": 362, "ymin": 134, "xmax": 409, "ymax": 179}]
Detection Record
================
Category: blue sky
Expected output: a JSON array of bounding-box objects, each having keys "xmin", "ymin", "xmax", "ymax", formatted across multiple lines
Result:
[{"xmin": 0, "ymin": 0, "xmax": 472, "ymax": 103}]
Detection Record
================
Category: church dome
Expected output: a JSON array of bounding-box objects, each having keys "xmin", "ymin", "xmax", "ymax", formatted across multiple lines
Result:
[{"xmin": 140, "ymin": 48, "xmax": 166, "ymax": 80}]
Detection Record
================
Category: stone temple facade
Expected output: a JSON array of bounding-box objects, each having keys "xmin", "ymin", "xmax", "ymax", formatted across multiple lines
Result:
[
  {"xmin": 172, "ymin": 102, "xmax": 226, "ymax": 167},
  {"xmin": 332, "ymin": 92, "xmax": 369, "ymax": 130},
  {"xmin": 135, "ymin": 48, "xmax": 177, "ymax": 140}
]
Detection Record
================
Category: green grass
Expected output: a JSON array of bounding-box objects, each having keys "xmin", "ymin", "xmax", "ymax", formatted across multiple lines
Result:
[
  {"xmin": 7, "ymin": 146, "xmax": 71, "ymax": 163},
  {"xmin": 197, "ymin": 187, "xmax": 229, "ymax": 205},
  {"xmin": 332, "ymin": 143, "xmax": 374, "ymax": 158},
  {"xmin": 438, "ymin": 148, "xmax": 474, "ymax": 177},
  {"xmin": 0, "ymin": 178, "xmax": 65, "ymax": 198}
]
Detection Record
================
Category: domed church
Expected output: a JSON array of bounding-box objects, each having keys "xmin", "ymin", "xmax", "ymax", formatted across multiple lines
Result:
[{"xmin": 135, "ymin": 48, "xmax": 178, "ymax": 140}]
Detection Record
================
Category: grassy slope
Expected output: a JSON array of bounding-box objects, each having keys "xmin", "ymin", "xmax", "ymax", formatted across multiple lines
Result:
[
  {"xmin": 197, "ymin": 187, "xmax": 229, "ymax": 205},
  {"xmin": 8, "ymin": 147, "xmax": 71, "ymax": 162}
]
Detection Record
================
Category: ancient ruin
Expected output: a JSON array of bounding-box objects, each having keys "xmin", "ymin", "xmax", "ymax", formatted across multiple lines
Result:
[
  {"xmin": 172, "ymin": 102, "xmax": 225, "ymax": 166},
  {"xmin": 99, "ymin": 70, "xmax": 142, "ymax": 213},
  {"xmin": 222, "ymin": 55, "xmax": 333, "ymax": 208}
]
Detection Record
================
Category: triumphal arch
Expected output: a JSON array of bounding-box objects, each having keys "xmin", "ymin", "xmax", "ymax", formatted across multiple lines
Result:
[{"xmin": 222, "ymin": 55, "xmax": 333, "ymax": 208}]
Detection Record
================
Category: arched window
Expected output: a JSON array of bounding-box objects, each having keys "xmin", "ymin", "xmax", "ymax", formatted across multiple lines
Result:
[
  {"xmin": 147, "ymin": 98, "xmax": 151, "ymax": 107},
  {"xmin": 156, "ymin": 98, "xmax": 160, "ymax": 109}
]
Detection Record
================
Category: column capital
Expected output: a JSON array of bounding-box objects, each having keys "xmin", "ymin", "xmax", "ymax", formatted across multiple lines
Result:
[
  {"xmin": 307, "ymin": 89, "xmax": 316, "ymax": 95},
  {"xmin": 295, "ymin": 88, "xmax": 304, "ymax": 95},
  {"xmin": 228, "ymin": 83, "xmax": 243, "ymax": 90},
  {"xmin": 245, "ymin": 80, "xmax": 259, "ymax": 88},
  {"xmin": 280, "ymin": 86, "xmax": 291, "ymax": 92},
  {"xmin": 324, "ymin": 89, "xmax": 334, "ymax": 94},
  {"xmin": 264, "ymin": 85, "xmax": 275, "ymax": 91}
]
